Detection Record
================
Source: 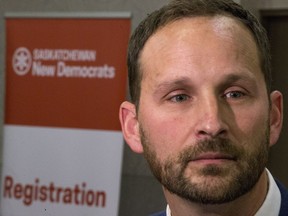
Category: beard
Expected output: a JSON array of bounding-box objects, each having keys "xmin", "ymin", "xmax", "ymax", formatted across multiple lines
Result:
[{"xmin": 140, "ymin": 125, "xmax": 270, "ymax": 204}]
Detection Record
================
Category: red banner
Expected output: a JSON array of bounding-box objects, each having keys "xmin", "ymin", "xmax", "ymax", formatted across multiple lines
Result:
[
  {"xmin": 5, "ymin": 17, "xmax": 130, "ymax": 130},
  {"xmin": 2, "ymin": 14, "xmax": 130, "ymax": 216}
]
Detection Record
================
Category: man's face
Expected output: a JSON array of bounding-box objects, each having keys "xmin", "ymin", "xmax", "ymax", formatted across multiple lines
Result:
[{"xmin": 137, "ymin": 16, "xmax": 272, "ymax": 204}]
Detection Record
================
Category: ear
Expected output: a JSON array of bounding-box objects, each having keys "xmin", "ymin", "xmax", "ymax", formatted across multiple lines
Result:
[
  {"xmin": 119, "ymin": 101, "xmax": 144, "ymax": 153},
  {"xmin": 269, "ymin": 91, "xmax": 283, "ymax": 147}
]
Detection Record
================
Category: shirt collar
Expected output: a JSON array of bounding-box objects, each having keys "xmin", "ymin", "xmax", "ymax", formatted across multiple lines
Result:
[
  {"xmin": 255, "ymin": 169, "xmax": 281, "ymax": 216},
  {"xmin": 166, "ymin": 169, "xmax": 281, "ymax": 216}
]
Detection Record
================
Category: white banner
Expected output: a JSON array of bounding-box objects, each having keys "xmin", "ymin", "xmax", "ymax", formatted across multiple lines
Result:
[{"xmin": 2, "ymin": 125, "xmax": 123, "ymax": 216}]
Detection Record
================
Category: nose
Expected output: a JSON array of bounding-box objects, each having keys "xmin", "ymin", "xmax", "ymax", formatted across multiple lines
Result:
[{"xmin": 195, "ymin": 96, "xmax": 228, "ymax": 139}]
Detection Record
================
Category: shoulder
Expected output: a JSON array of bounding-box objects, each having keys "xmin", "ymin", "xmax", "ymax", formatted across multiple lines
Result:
[
  {"xmin": 276, "ymin": 179, "xmax": 288, "ymax": 200},
  {"xmin": 150, "ymin": 211, "xmax": 166, "ymax": 216},
  {"xmin": 275, "ymin": 179, "xmax": 288, "ymax": 216}
]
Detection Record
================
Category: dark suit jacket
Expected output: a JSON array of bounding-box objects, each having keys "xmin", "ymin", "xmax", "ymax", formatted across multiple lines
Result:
[
  {"xmin": 150, "ymin": 180, "xmax": 288, "ymax": 216},
  {"xmin": 277, "ymin": 180, "xmax": 288, "ymax": 216}
]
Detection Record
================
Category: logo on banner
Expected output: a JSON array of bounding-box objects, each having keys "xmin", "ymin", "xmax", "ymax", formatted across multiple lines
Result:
[
  {"xmin": 11, "ymin": 47, "xmax": 115, "ymax": 79},
  {"xmin": 12, "ymin": 47, "xmax": 32, "ymax": 76}
]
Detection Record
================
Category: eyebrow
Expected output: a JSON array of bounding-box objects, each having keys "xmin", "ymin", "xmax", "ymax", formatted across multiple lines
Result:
[
  {"xmin": 219, "ymin": 73, "xmax": 257, "ymax": 87},
  {"xmin": 153, "ymin": 77, "xmax": 193, "ymax": 94},
  {"xmin": 153, "ymin": 72, "xmax": 257, "ymax": 95}
]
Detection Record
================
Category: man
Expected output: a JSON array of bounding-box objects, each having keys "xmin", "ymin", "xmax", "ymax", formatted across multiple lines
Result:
[{"xmin": 119, "ymin": 0, "xmax": 288, "ymax": 215}]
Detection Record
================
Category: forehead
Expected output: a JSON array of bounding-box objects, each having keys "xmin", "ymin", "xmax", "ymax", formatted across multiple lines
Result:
[
  {"xmin": 139, "ymin": 16, "xmax": 260, "ymax": 80},
  {"xmin": 142, "ymin": 15, "xmax": 256, "ymax": 50}
]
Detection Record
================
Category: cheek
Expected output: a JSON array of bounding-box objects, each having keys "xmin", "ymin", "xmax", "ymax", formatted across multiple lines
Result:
[
  {"xmin": 139, "ymin": 112, "xmax": 188, "ymax": 159},
  {"xmin": 233, "ymin": 107, "xmax": 269, "ymax": 145}
]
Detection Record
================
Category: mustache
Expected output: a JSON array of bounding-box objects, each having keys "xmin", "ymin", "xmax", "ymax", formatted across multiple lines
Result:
[{"xmin": 178, "ymin": 138, "xmax": 243, "ymax": 164}]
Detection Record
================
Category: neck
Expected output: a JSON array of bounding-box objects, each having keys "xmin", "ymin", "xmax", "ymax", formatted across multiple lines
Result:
[{"xmin": 164, "ymin": 170, "xmax": 268, "ymax": 216}]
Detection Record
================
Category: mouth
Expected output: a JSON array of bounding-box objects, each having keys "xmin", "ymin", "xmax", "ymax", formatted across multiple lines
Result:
[{"xmin": 191, "ymin": 152, "xmax": 236, "ymax": 165}]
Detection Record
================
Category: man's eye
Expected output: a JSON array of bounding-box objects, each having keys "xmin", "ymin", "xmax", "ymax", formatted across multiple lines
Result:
[
  {"xmin": 169, "ymin": 94, "xmax": 190, "ymax": 103},
  {"xmin": 224, "ymin": 91, "xmax": 245, "ymax": 99}
]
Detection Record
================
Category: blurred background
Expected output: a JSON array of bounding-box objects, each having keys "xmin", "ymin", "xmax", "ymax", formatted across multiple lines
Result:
[{"xmin": 0, "ymin": 0, "xmax": 287, "ymax": 215}]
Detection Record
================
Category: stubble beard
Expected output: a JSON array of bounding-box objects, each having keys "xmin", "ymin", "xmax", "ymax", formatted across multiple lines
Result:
[{"xmin": 140, "ymin": 125, "xmax": 270, "ymax": 204}]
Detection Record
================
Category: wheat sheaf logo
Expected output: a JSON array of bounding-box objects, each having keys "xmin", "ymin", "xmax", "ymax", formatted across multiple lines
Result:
[{"xmin": 12, "ymin": 47, "xmax": 32, "ymax": 76}]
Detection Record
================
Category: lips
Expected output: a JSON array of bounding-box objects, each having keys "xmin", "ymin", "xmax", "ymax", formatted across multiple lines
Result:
[{"xmin": 191, "ymin": 152, "xmax": 236, "ymax": 162}]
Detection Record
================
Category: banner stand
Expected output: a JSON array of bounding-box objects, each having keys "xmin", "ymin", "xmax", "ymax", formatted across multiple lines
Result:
[{"xmin": 1, "ymin": 13, "xmax": 130, "ymax": 216}]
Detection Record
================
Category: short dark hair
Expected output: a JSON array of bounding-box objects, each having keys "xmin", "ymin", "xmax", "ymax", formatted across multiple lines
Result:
[{"xmin": 127, "ymin": 0, "xmax": 271, "ymax": 108}]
